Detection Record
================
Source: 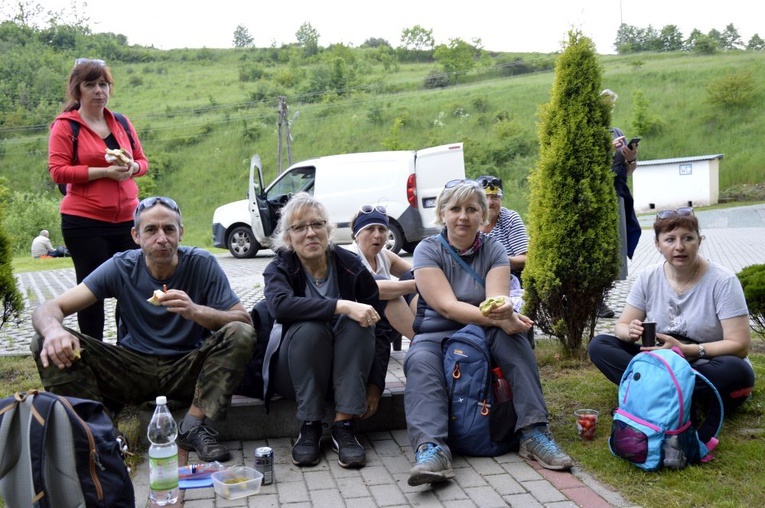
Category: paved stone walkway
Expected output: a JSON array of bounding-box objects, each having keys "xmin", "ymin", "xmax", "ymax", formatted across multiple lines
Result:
[{"xmin": 3, "ymin": 204, "xmax": 764, "ymax": 507}]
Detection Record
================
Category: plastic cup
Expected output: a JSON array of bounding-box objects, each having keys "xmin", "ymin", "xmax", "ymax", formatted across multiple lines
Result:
[
  {"xmin": 642, "ymin": 321, "xmax": 656, "ymax": 347},
  {"xmin": 574, "ymin": 409, "xmax": 599, "ymax": 440}
]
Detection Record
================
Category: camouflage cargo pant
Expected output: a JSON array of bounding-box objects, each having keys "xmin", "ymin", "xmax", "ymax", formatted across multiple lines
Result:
[{"xmin": 30, "ymin": 321, "xmax": 255, "ymax": 421}]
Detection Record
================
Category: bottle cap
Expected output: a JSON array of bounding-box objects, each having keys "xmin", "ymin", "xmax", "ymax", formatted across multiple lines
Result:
[{"xmin": 156, "ymin": 395, "xmax": 167, "ymax": 405}]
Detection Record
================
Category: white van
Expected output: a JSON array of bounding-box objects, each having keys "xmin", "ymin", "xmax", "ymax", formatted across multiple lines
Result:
[{"xmin": 212, "ymin": 142, "xmax": 466, "ymax": 257}]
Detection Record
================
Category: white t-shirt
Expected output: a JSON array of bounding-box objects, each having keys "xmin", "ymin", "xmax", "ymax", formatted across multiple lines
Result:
[
  {"xmin": 626, "ymin": 261, "xmax": 749, "ymax": 344},
  {"xmin": 349, "ymin": 242, "xmax": 392, "ymax": 279}
]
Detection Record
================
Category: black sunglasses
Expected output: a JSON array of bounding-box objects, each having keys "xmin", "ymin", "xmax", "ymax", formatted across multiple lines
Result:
[
  {"xmin": 74, "ymin": 58, "xmax": 106, "ymax": 67},
  {"xmin": 477, "ymin": 176, "xmax": 502, "ymax": 190},
  {"xmin": 134, "ymin": 196, "xmax": 181, "ymax": 220},
  {"xmin": 360, "ymin": 204, "xmax": 387, "ymax": 215},
  {"xmin": 656, "ymin": 207, "xmax": 694, "ymax": 220},
  {"xmin": 444, "ymin": 179, "xmax": 480, "ymax": 189}
]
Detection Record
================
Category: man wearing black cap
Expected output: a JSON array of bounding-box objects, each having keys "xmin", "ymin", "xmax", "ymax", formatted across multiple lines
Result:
[{"xmin": 477, "ymin": 175, "xmax": 529, "ymax": 286}]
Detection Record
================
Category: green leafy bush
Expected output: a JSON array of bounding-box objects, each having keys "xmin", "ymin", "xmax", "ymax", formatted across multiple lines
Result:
[
  {"xmin": 523, "ymin": 32, "xmax": 620, "ymax": 358},
  {"xmin": 737, "ymin": 264, "xmax": 765, "ymax": 334},
  {"xmin": 0, "ymin": 191, "xmax": 24, "ymax": 327}
]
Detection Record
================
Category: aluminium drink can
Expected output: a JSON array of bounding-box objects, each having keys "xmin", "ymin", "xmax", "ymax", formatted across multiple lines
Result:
[{"xmin": 254, "ymin": 446, "xmax": 274, "ymax": 485}]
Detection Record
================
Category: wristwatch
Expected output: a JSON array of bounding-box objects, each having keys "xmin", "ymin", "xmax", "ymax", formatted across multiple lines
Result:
[{"xmin": 698, "ymin": 344, "xmax": 707, "ymax": 358}]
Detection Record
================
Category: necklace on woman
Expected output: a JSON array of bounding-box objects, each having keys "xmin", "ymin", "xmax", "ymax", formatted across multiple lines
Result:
[{"xmin": 667, "ymin": 262, "xmax": 701, "ymax": 295}]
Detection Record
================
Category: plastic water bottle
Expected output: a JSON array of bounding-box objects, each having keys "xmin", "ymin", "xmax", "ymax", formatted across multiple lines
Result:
[
  {"xmin": 492, "ymin": 367, "xmax": 512, "ymax": 403},
  {"xmin": 148, "ymin": 396, "xmax": 179, "ymax": 505},
  {"xmin": 662, "ymin": 435, "xmax": 687, "ymax": 469}
]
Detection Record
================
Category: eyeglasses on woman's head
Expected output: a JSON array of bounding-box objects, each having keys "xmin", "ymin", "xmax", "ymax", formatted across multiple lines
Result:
[
  {"xmin": 359, "ymin": 204, "xmax": 387, "ymax": 215},
  {"xmin": 290, "ymin": 220, "xmax": 327, "ymax": 234},
  {"xmin": 74, "ymin": 58, "xmax": 106, "ymax": 67},
  {"xmin": 444, "ymin": 179, "xmax": 480, "ymax": 189},
  {"xmin": 656, "ymin": 207, "xmax": 694, "ymax": 220}
]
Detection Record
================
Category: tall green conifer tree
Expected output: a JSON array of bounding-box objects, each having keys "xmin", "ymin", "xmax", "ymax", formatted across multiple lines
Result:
[{"xmin": 523, "ymin": 31, "xmax": 620, "ymax": 358}]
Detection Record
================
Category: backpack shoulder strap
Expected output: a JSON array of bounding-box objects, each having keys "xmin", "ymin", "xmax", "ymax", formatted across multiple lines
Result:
[
  {"xmin": 438, "ymin": 235, "xmax": 485, "ymax": 287},
  {"xmin": 112, "ymin": 112, "xmax": 135, "ymax": 153},
  {"xmin": 68, "ymin": 120, "xmax": 80, "ymax": 165},
  {"xmin": 693, "ymin": 369, "xmax": 725, "ymax": 438}
]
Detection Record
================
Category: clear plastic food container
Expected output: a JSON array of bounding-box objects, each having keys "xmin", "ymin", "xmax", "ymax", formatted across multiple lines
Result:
[{"xmin": 211, "ymin": 466, "xmax": 263, "ymax": 499}]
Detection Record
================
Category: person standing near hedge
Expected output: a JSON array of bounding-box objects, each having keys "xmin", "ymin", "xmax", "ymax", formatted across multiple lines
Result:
[{"xmin": 48, "ymin": 58, "xmax": 148, "ymax": 340}]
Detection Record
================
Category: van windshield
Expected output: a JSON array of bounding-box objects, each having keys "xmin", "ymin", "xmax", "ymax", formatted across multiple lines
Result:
[{"xmin": 268, "ymin": 167, "xmax": 315, "ymax": 199}]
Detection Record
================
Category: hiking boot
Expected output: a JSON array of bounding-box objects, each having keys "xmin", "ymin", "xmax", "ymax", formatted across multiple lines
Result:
[
  {"xmin": 407, "ymin": 443, "xmax": 454, "ymax": 486},
  {"xmin": 177, "ymin": 424, "xmax": 230, "ymax": 462},
  {"xmin": 331, "ymin": 420, "xmax": 366, "ymax": 468},
  {"xmin": 598, "ymin": 303, "xmax": 615, "ymax": 319},
  {"xmin": 519, "ymin": 427, "xmax": 573, "ymax": 470},
  {"xmin": 292, "ymin": 421, "xmax": 323, "ymax": 467}
]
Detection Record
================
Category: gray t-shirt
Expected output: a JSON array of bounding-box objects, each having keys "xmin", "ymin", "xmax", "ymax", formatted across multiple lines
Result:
[
  {"xmin": 84, "ymin": 247, "xmax": 240, "ymax": 355},
  {"xmin": 413, "ymin": 233, "xmax": 508, "ymax": 334},
  {"xmin": 626, "ymin": 261, "xmax": 749, "ymax": 343}
]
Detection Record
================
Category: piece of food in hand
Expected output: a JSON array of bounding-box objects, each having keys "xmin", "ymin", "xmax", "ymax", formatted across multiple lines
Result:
[
  {"xmin": 146, "ymin": 288, "xmax": 165, "ymax": 305},
  {"xmin": 479, "ymin": 296, "xmax": 506, "ymax": 316},
  {"xmin": 72, "ymin": 348, "xmax": 82, "ymax": 360},
  {"xmin": 104, "ymin": 147, "xmax": 131, "ymax": 165}
]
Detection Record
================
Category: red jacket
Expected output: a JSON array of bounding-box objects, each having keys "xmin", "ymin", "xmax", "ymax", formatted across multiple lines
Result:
[{"xmin": 48, "ymin": 108, "xmax": 149, "ymax": 223}]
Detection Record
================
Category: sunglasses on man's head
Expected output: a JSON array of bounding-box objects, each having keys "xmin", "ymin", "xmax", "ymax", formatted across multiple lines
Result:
[
  {"xmin": 359, "ymin": 204, "xmax": 387, "ymax": 215},
  {"xmin": 134, "ymin": 196, "xmax": 181, "ymax": 220},
  {"xmin": 656, "ymin": 207, "xmax": 694, "ymax": 219},
  {"xmin": 74, "ymin": 58, "xmax": 106, "ymax": 67},
  {"xmin": 444, "ymin": 179, "xmax": 480, "ymax": 189}
]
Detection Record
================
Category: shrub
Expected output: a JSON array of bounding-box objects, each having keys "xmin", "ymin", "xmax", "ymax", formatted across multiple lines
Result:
[
  {"xmin": 1, "ymin": 191, "xmax": 62, "ymax": 257},
  {"xmin": 705, "ymin": 71, "xmax": 757, "ymax": 108},
  {"xmin": 737, "ymin": 264, "xmax": 765, "ymax": 334},
  {"xmin": 424, "ymin": 71, "xmax": 450, "ymax": 89},
  {"xmin": 0, "ymin": 190, "xmax": 25, "ymax": 328},
  {"xmin": 523, "ymin": 32, "xmax": 620, "ymax": 359}
]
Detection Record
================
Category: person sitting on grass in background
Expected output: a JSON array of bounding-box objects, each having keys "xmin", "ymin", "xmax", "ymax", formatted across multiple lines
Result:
[
  {"xmin": 588, "ymin": 208, "xmax": 754, "ymax": 448},
  {"xmin": 348, "ymin": 204, "xmax": 418, "ymax": 349},
  {"xmin": 261, "ymin": 193, "xmax": 388, "ymax": 469},
  {"xmin": 404, "ymin": 179, "xmax": 572, "ymax": 487},
  {"xmin": 31, "ymin": 196, "xmax": 256, "ymax": 462},
  {"xmin": 31, "ymin": 229, "xmax": 70, "ymax": 258}
]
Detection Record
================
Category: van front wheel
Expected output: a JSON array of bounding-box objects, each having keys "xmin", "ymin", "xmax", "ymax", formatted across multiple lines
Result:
[
  {"xmin": 385, "ymin": 222, "xmax": 404, "ymax": 254},
  {"xmin": 228, "ymin": 226, "xmax": 260, "ymax": 258}
]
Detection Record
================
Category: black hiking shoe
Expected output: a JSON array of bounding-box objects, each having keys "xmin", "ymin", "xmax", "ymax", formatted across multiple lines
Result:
[
  {"xmin": 331, "ymin": 420, "xmax": 366, "ymax": 468},
  {"xmin": 292, "ymin": 421, "xmax": 323, "ymax": 466},
  {"xmin": 177, "ymin": 424, "xmax": 230, "ymax": 462}
]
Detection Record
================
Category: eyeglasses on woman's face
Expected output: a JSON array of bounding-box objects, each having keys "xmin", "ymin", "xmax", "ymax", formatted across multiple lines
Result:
[
  {"xmin": 656, "ymin": 207, "xmax": 694, "ymax": 219},
  {"xmin": 289, "ymin": 220, "xmax": 327, "ymax": 234}
]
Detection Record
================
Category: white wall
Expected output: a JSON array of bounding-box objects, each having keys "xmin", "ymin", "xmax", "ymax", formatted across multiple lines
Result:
[{"xmin": 632, "ymin": 155, "xmax": 723, "ymax": 212}]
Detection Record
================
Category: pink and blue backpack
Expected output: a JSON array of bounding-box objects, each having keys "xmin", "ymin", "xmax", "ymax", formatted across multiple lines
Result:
[{"xmin": 609, "ymin": 348, "xmax": 724, "ymax": 471}]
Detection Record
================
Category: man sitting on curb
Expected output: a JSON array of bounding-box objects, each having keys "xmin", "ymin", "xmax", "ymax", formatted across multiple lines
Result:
[{"xmin": 31, "ymin": 196, "xmax": 256, "ymax": 462}]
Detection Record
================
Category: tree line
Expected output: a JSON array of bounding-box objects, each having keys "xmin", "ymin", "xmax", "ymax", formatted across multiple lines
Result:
[{"xmin": 615, "ymin": 22, "xmax": 764, "ymax": 54}]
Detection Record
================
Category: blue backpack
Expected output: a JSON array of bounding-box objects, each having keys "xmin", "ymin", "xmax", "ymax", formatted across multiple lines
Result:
[
  {"xmin": 443, "ymin": 325, "xmax": 517, "ymax": 457},
  {"xmin": 609, "ymin": 348, "xmax": 724, "ymax": 471}
]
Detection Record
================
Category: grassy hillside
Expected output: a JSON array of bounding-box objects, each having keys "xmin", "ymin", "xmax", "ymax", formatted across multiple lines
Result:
[{"xmin": 2, "ymin": 49, "xmax": 764, "ymax": 248}]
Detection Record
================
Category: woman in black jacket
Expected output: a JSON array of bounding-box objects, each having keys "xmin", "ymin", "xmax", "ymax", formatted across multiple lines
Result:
[{"xmin": 261, "ymin": 193, "xmax": 386, "ymax": 470}]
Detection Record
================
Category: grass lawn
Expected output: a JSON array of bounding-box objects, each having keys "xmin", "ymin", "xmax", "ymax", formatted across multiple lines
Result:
[{"xmin": 536, "ymin": 339, "xmax": 765, "ymax": 508}]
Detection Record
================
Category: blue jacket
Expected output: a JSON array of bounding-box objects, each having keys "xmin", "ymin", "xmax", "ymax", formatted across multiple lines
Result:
[{"xmin": 261, "ymin": 245, "xmax": 388, "ymax": 403}]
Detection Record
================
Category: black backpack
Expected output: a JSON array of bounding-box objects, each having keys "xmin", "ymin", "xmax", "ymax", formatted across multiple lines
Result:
[
  {"xmin": 0, "ymin": 390, "xmax": 135, "ymax": 507},
  {"xmin": 57, "ymin": 112, "xmax": 135, "ymax": 195}
]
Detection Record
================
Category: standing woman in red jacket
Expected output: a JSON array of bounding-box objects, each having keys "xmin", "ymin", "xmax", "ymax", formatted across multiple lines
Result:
[{"xmin": 48, "ymin": 58, "xmax": 149, "ymax": 340}]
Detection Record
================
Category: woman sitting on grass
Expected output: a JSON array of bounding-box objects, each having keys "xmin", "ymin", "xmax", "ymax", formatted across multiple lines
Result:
[{"xmin": 589, "ymin": 208, "xmax": 754, "ymax": 445}]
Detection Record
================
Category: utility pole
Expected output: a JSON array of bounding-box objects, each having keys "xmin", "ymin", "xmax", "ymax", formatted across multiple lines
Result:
[{"xmin": 276, "ymin": 96, "xmax": 293, "ymax": 173}]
